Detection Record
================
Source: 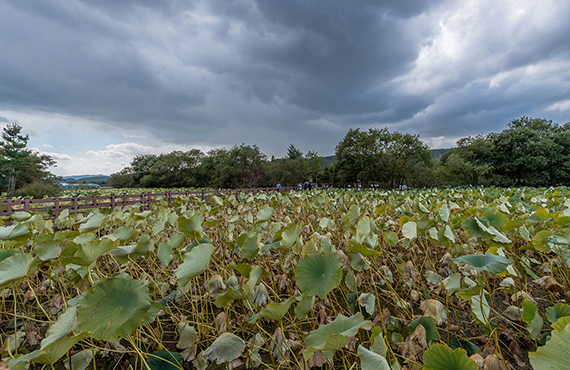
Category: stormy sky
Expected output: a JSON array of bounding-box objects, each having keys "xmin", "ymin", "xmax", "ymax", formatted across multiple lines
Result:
[{"xmin": 1, "ymin": 0, "xmax": 569, "ymax": 175}]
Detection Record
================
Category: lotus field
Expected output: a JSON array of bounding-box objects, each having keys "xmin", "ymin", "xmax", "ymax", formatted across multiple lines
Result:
[{"xmin": 2, "ymin": 187, "xmax": 570, "ymax": 370}]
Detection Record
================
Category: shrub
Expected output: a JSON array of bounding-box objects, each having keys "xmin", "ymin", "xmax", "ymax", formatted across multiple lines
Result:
[{"xmin": 15, "ymin": 181, "xmax": 61, "ymax": 199}]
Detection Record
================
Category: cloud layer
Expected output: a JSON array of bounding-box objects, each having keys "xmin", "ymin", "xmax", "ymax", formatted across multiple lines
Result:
[{"xmin": 1, "ymin": 0, "xmax": 569, "ymax": 175}]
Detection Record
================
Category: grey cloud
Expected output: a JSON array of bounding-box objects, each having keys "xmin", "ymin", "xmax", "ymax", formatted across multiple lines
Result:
[
  {"xmin": 1, "ymin": 0, "xmax": 570, "ymax": 158},
  {"xmin": 0, "ymin": 116, "xmax": 9, "ymax": 123}
]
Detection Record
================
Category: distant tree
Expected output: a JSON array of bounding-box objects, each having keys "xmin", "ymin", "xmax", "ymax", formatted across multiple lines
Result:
[
  {"xmin": 304, "ymin": 150, "xmax": 324, "ymax": 184},
  {"xmin": 335, "ymin": 128, "xmax": 432, "ymax": 188},
  {"xmin": 446, "ymin": 117, "xmax": 570, "ymax": 187},
  {"xmin": 204, "ymin": 144, "xmax": 268, "ymax": 188},
  {"xmin": 287, "ymin": 144, "xmax": 303, "ymax": 160},
  {"xmin": 0, "ymin": 122, "xmax": 57, "ymax": 196}
]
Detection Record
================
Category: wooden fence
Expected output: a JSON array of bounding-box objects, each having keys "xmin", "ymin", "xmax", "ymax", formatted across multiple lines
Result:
[{"xmin": 0, "ymin": 186, "xmax": 298, "ymax": 218}]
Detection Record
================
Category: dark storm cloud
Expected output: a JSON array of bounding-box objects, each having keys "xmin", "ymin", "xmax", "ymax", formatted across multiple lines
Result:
[{"xmin": 1, "ymin": 0, "xmax": 570, "ymax": 156}]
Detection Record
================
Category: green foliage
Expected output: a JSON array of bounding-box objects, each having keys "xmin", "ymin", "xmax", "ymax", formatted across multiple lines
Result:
[
  {"xmin": 334, "ymin": 127, "xmax": 432, "ymax": 188},
  {"xmin": 422, "ymin": 344, "xmax": 478, "ymax": 370},
  {"xmin": 14, "ymin": 181, "xmax": 61, "ymax": 198}
]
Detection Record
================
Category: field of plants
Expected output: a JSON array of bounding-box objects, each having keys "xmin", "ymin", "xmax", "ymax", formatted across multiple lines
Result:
[{"xmin": 1, "ymin": 187, "xmax": 570, "ymax": 369}]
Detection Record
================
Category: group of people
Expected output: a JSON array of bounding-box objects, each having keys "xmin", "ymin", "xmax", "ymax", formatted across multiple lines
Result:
[{"xmin": 275, "ymin": 179, "xmax": 314, "ymax": 190}]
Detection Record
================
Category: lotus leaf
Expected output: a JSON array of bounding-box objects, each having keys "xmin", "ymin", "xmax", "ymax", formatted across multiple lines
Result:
[
  {"xmin": 402, "ymin": 221, "xmax": 417, "ymax": 240},
  {"xmin": 357, "ymin": 345, "xmax": 390, "ymax": 370},
  {"xmin": 529, "ymin": 324, "xmax": 570, "ymax": 370},
  {"xmin": 546, "ymin": 303, "xmax": 570, "ymax": 323},
  {"xmin": 178, "ymin": 213, "xmax": 204, "ymax": 240},
  {"xmin": 77, "ymin": 277, "xmax": 151, "ymax": 341},
  {"xmin": 0, "ymin": 252, "xmax": 39, "ymax": 289},
  {"xmin": 113, "ymin": 226, "xmax": 138, "ymax": 242},
  {"xmin": 249, "ymin": 297, "xmax": 295, "ymax": 323},
  {"xmin": 66, "ymin": 349, "xmax": 95, "ymax": 370},
  {"xmin": 78, "ymin": 213, "xmax": 105, "ymax": 233},
  {"xmin": 7, "ymin": 333, "xmax": 88, "ymax": 366},
  {"xmin": 407, "ymin": 317, "xmax": 439, "ymax": 344},
  {"xmin": 422, "ymin": 343, "xmax": 477, "ymax": 370},
  {"xmin": 147, "ymin": 349, "xmax": 183, "ymax": 370},
  {"xmin": 522, "ymin": 300, "xmax": 544, "ymax": 339},
  {"xmin": 303, "ymin": 312, "xmax": 372, "ymax": 360},
  {"xmin": 295, "ymin": 295, "xmax": 315, "ymax": 319},
  {"xmin": 203, "ymin": 332, "xmax": 246, "ymax": 364},
  {"xmin": 0, "ymin": 224, "xmax": 30, "ymax": 241},
  {"xmin": 176, "ymin": 243, "xmax": 215, "ymax": 287},
  {"xmin": 256, "ymin": 205, "xmax": 274, "ymax": 222},
  {"xmin": 451, "ymin": 253, "xmax": 510, "ymax": 274},
  {"xmin": 295, "ymin": 252, "xmax": 342, "ymax": 298},
  {"xmin": 41, "ymin": 306, "xmax": 78, "ymax": 348}
]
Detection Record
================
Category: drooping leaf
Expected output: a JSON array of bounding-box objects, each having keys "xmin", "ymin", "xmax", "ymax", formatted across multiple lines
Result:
[
  {"xmin": 522, "ymin": 300, "xmax": 544, "ymax": 340},
  {"xmin": 147, "ymin": 349, "xmax": 183, "ymax": 370},
  {"xmin": 78, "ymin": 213, "xmax": 105, "ymax": 233},
  {"xmin": 256, "ymin": 206, "xmax": 274, "ymax": 223},
  {"xmin": 0, "ymin": 252, "xmax": 39, "ymax": 289},
  {"xmin": 176, "ymin": 243, "xmax": 215, "ymax": 287},
  {"xmin": 249, "ymin": 297, "xmax": 295, "ymax": 323},
  {"xmin": 77, "ymin": 277, "xmax": 151, "ymax": 341},
  {"xmin": 295, "ymin": 252, "xmax": 342, "ymax": 299},
  {"xmin": 0, "ymin": 224, "xmax": 31, "ymax": 241},
  {"xmin": 7, "ymin": 333, "xmax": 88, "ymax": 366},
  {"xmin": 295, "ymin": 295, "xmax": 315, "ymax": 320},
  {"xmin": 65, "ymin": 349, "xmax": 95, "ymax": 370},
  {"xmin": 357, "ymin": 345, "xmax": 390, "ymax": 370},
  {"xmin": 422, "ymin": 343, "xmax": 478, "ymax": 370},
  {"xmin": 407, "ymin": 317, "xmax": 440, "ymax": 344},
  {"xmin": 303, "ymin": 312, "xmax": 372, "ymax": 360},
  {"xmin": 113, "ymin": 226, "xmax": 138, "ymax": 242},
  {"xmin": 203, "ymin": 332, "xmax": 246, "ymax": 364},
  {"xmin": 41, "ymin": 306, "xmax": 78, "ymax": 349}
]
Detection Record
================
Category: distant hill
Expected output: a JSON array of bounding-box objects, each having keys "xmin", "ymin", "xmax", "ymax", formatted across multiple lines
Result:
[{"xmin": 62, "ymin": 174, "xmax": 110, "ymax": 183}]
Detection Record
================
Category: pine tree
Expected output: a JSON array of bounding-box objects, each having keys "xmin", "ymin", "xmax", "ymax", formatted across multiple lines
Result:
[{"xmin": 0, "ymin": 122, "xmax": 32, "ymax": 196}]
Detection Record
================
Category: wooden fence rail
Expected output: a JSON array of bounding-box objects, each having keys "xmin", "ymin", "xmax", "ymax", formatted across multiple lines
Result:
[{"xmin": 0, "ymin": 186, "xmax": 299, "ymax": 218}]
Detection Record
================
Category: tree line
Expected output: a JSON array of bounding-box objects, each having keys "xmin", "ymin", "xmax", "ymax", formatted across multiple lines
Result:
[
  {"xmin": 3, "ymin": 117, "xmax": 570, "ymax": 198},
  {"xmin": 107, "ymin": 117, "xmax": 570, "ymax": 190}
]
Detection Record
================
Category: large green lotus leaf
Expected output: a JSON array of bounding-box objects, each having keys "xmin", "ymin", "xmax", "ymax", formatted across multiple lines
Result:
[
  {"xmin": 7, "ymin": 333, "xmax": 88, "ymax": 366},
  {"xmin": 357, "ymin": 345, "xmax": 390, "ymax": 370},
  {"xmin": 209, "ymin": 195, "xmax": 223, "ymax": 206},
  {"xmin": 113, "ymin": 226, "xmax": 138, "ymax": 242},
  {"xmin": 304, "ymin": 313, "xmax": 372, "ymax": 360},
  {"xmin": 78, "ymin": 213, "xmax": 105, "ymax": 233},
  {"xmin": 529, "ymin": 324, "xmax": 570, "ymax": 369},
  {"xmin": 522, "ymin": 300, "xmax": 543, "ymax": 340},
  {"xmin": 66, "ymin": 238, "xmax": 116, "ymax": 266},
  {"xmin": 422, "ymin": 343, "xmax": 477, "ymax": 370},
  {"xmin": 41, "ymin": 306, "xmax": 78, "ymax": 348},
  {"xmin": 237, "ymin": 231, "xmax": 262, "ymax": 259},
  {"xmin": 167, "ymin": 232, "xmax": 186, "ymax": 250},
  {"xmin": 178, "ymin": 213, "xmax": 204, "ymax": 240},
  {"xmin": 546, "ymin": 303, "xmax": 570, "ymax": 323},
  {"xmin": 402, "ymin": 221, "xmax": 417, "ymax": 240},
  {"xmin": 463, "ymin": 218, "xmax": 493, "ymax": 239},
  {"xmin": 249, "ymin": 297, "xmax": 295, "ymax": 323},
  {"xmin": 134, "ymin": 234, "xmax": 155, "ymax": 255},
  {"xmin": 256, "ymin": 205, "xmax": 274, "ymax": 223},
  {"xmin": 480, "ymin": 211, "xmax": 507, "ymax": 229},
  {"xmin": 110, "ymin": 244, "xmax": 139, "ymax": 264},
  {"xmin": 147, "ymin": 349, "xmax": 183, "ymax": 370},
  {"xmin": 295, "ymin": 252, "xmax": 342, "ymax": 299},
  {"xmin": 0, "ymin": 224, "xmax": 31, "ymax": 241},
  {"xmin": 33, "ymin": 234, "xmax": 63, "ymax": 261},
  {"xmin": 278, "ymin": 223, "xmax": 303, "ymax": 250},
  {"xmin": 451, "ymin": 253, "xmax": 510, "ymax": 274},
  {"xmin": 0, "ymin": 252, "xmax": 39, "ymax": 289},
  {"xmin": 176, "ymin": 243, "xmax": 215, "ymax": 287},
  {"xmin": 77, "ymin": 277, "xmax": 151, "ymax": 341},
  {"xmin": 203, "ymin": 332, "xmax": 246, "ymax": 364}
]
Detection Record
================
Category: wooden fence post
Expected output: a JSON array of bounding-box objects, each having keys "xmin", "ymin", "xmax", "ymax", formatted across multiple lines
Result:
[
  {"xmin": 111, "ymin": 195, "xmax": 116, "ymax": 210},
  {"xmin": 54, "ymin": 197, "xmax": 60, "ymax": 218},
  {"xmin": 201, "ymin": 189, "xmax": 205, "ymax": 201},
  {"xmin": 6, "ymin": 197, "xmax": 12, "ymax": 216},
  {"xmin": 73, "ymin": 196, "xmax": 78, "ymax": 211},
  {"xmin": 23, "ymin": 198, "xmax": 30, "ymax": 212}
]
